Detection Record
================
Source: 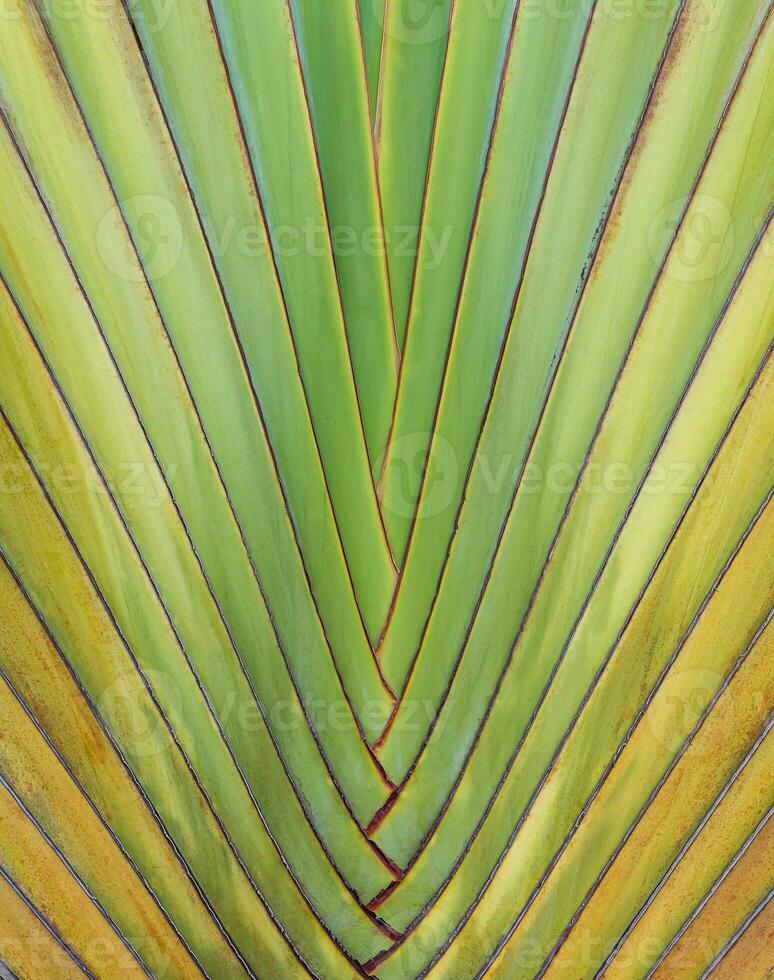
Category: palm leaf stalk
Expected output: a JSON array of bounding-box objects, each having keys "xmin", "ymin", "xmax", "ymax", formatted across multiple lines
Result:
[{"xmin": 0, "ymin": 0, "xmax": 771, "ymax": 977}]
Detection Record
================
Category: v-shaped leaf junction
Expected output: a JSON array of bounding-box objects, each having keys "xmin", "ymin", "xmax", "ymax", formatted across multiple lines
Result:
[{"xmin": 0, "ymin": 0, "xmax": 772, "ymax": 978}]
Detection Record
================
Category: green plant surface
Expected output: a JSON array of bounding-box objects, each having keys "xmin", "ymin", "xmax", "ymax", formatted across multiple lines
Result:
[
  {"xmin": 0, "ymin": 558, "xmax": 251, "ymax": 979},
  {"xmin": 375, "ymin": 0, "xmax": 765, "ymax": 718},
  {"xmin": 0, "ymin": 1, "xmax": 771, "ymax": 977},
  {"xmin": 377, "ymin": 0, "xmax": 453, "ymax": 348},
  {"xmin": 370, "ymin": 0, "xmax": 774, "ymax": 860}
]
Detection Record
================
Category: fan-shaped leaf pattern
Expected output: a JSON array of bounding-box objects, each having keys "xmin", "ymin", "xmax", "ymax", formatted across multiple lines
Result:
[{"xmin": 0, "ymin": 1, "xmax": 771, "ymax": 977}]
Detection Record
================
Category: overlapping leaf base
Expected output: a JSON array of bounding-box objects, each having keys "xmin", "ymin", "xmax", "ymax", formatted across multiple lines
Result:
[{"xmin": 0, "ymin": 0, "xmax": 772, "ymax": 977}]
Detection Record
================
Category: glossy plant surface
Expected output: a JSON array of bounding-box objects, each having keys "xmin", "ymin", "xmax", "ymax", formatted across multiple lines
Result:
[{"xmin": 0, "ymin": 0, "xmax": 772, "ymax": 977}]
